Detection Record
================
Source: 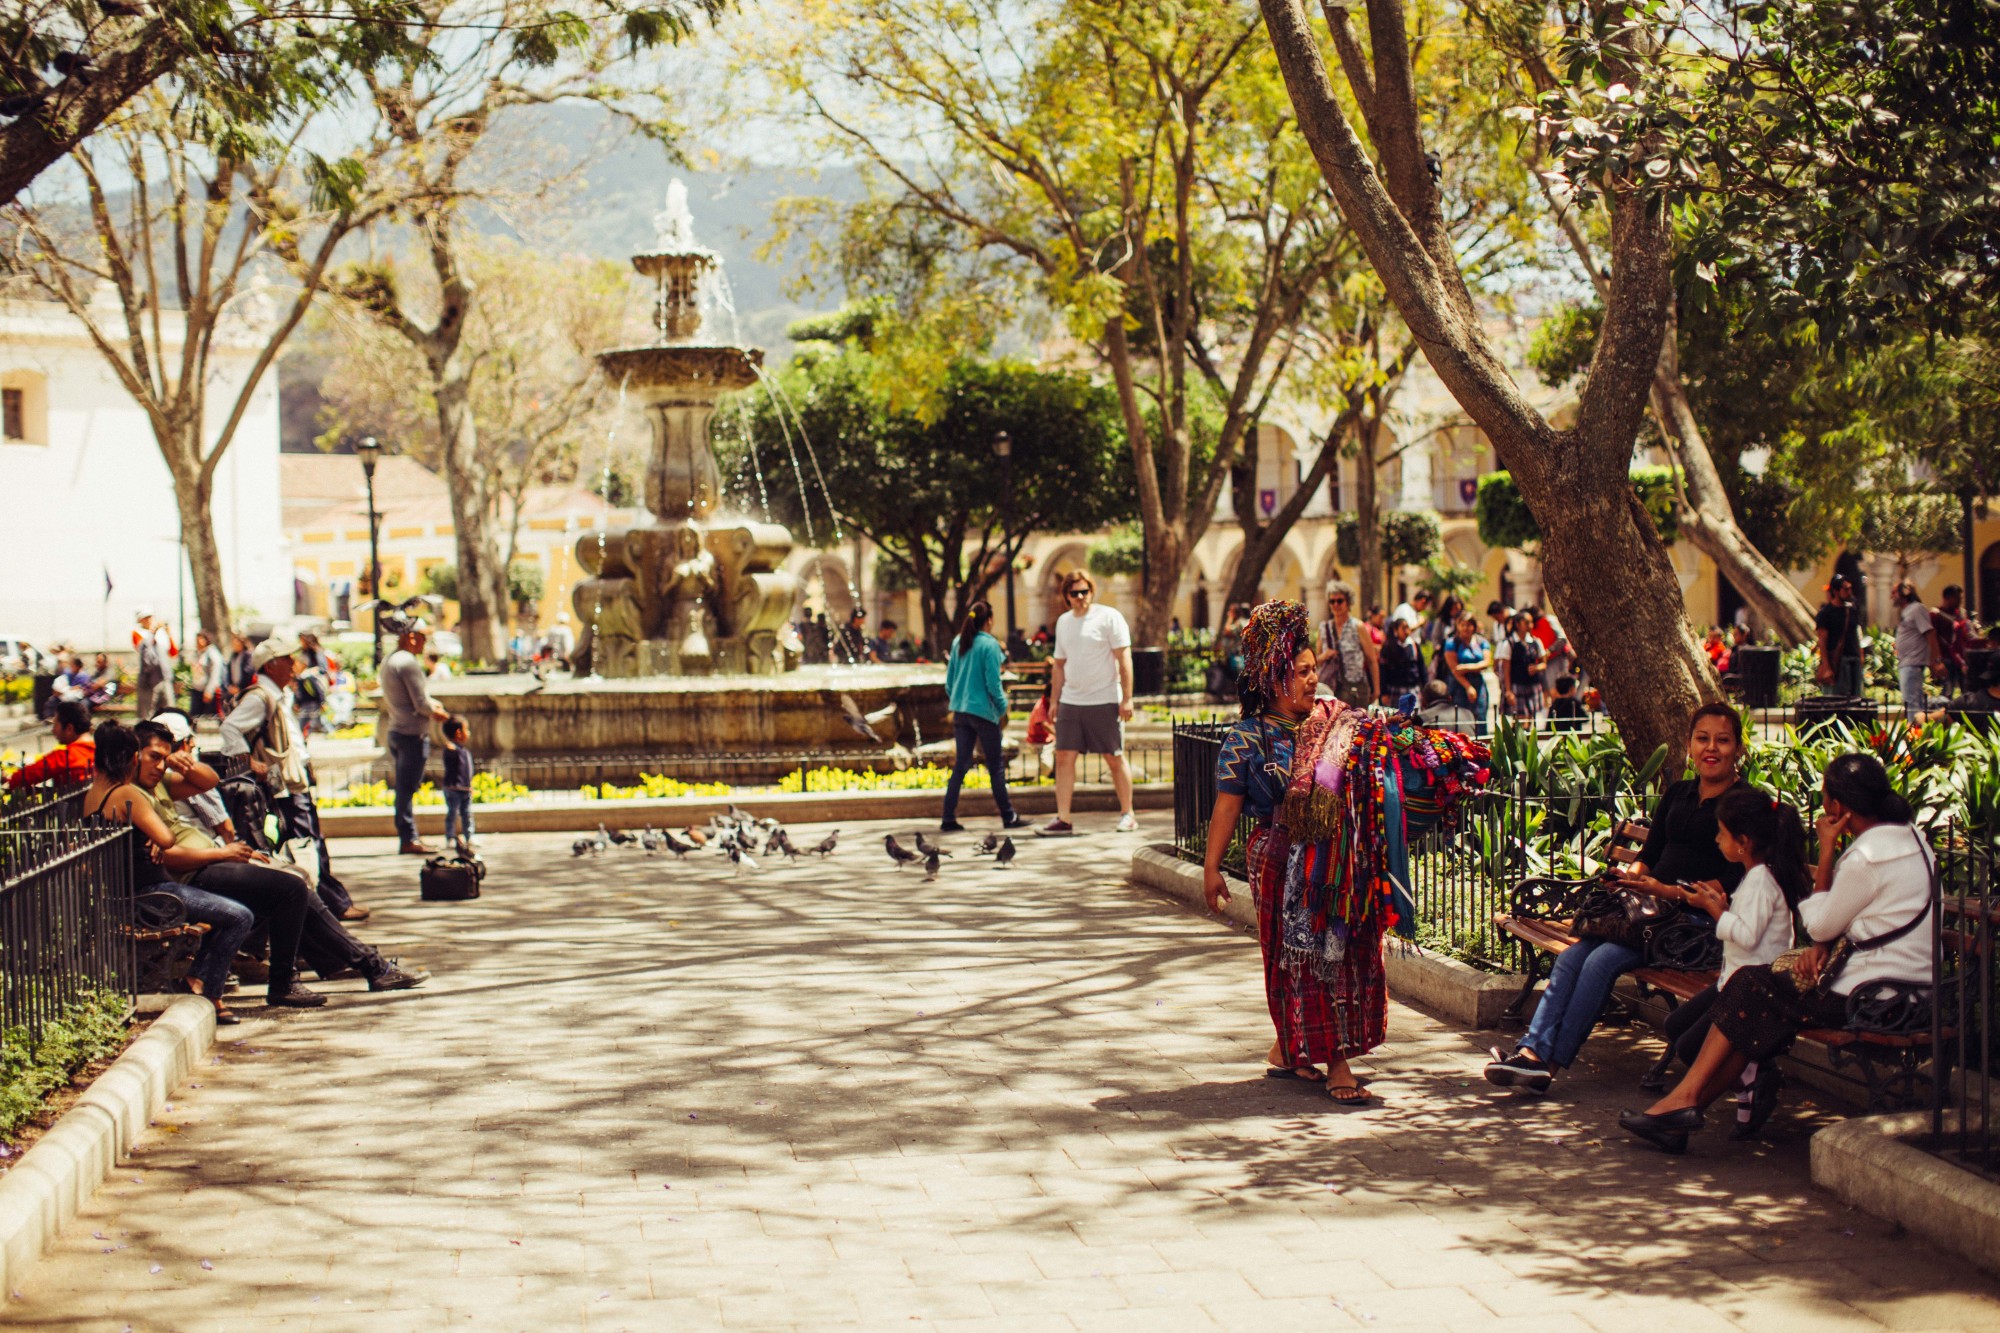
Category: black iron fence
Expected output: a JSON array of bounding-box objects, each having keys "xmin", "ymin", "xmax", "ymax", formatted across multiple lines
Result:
[
  {"xmin": 1933, "ymin": 833, "xmax": 2000, "ymax": 1180},
  {"xmin": 0, "ymin": 814, "xmax": 137, "ymax": 1049}
]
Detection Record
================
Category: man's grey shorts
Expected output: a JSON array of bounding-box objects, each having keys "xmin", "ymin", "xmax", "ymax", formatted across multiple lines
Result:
[{"xmin": 1054, "ymin": 701, "xmax": 1124, "ymax": 755}]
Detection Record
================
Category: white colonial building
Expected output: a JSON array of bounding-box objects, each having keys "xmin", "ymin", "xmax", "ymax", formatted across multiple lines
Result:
[{"xmin": 0, "ymin": 296, "xmax": 291, "ymax": 654}]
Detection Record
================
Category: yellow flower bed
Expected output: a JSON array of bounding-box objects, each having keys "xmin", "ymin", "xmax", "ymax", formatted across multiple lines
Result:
[
  {"xmin": 579, "ymin": 773, "xmax": 732, "ymax": 800},
  {"xmin": 328, "ymin": 722, "xmax": 377, "ymax": 741},
  {"xmin": 777, "ymin": 765, "xmax": 984, "ymax": 793},
  {"xmin": 319, "ymin": 771, "xmax": 534, "ymax": 808}
]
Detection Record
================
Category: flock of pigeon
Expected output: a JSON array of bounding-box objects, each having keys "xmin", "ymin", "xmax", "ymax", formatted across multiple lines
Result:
[
  {"xmin": 570, "ymin": 803, "xmax": 1017, "ymax": 881},
  {"xmin": 576, "ymin": 800, "xmax": 1016, "ymax": 880}
]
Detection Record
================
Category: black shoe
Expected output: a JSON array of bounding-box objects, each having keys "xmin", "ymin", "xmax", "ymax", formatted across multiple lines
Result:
[
  {"xmin": 939, "ymin": 821, "xmax": 967, "ymax": 833},
  {"xmin": 1001, "ymin": 814, "xmax": 1032, "ymax": 830},
  {"xmin": 1730, "ymin": 1064, "xmax": 1785, "ymax": 1140},
  {"xmin": 1619, "ymin": 1106, "xmax": 1703, "ymax": 1154},
  {"xmin": 267, "ymin": 983, "xmax": 328, "ymax": 1008},
  {"xmin": 1638, "ymin": 1063, "xmax": 1673, "ymax": 1094},
  {"xmin": 1483, "ymin": 1047, "xmax": 1553, "ymax": 1095},
  {"xmin": 367, "ymin": 962, "xmax": 428, "ymax": 992}
]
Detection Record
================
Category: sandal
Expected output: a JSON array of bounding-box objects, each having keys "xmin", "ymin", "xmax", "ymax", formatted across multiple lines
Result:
[
  {"xmin": 211, "ymin": 999, "xmax": 240, "ymax": 1027},
  {"xmin": 1328, "ymin": 1083, "xmax": 1375, "ymax": 1107},
  {"xmin": 1264, "ymin": 1063, "xmax": 1326, "ymax": 1082}
]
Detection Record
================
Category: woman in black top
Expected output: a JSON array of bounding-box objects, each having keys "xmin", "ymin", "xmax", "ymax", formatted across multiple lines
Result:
[{"xmin": 1484, "ymin": 703, "xmax": 1748, "ymax": 1093}]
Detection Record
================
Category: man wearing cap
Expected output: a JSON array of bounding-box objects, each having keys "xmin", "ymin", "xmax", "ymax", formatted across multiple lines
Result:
[
  {"xmin": 223, "ymin": 634, "xmax": 363, "ymax": 921},
  {"xmin": 379, "ymin": 615, "xmax": 450, "ymax": 855}
]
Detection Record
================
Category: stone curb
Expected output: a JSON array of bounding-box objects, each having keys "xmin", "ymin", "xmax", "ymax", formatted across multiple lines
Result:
[
  {"xmin": 319, "ymin": 783, "xmax": 1174, "ymax": 839},
  {"xmin": 1129, "ymin": 845, "xmax": 1526, "ymax": 1029},
  {"xmin": 1812, "ymin": 1110, "xmax": 2000, "ymax": 1279},
  {"xmin": 0, "ymin": 995, "xmax": 215, "ymax": 1302}
]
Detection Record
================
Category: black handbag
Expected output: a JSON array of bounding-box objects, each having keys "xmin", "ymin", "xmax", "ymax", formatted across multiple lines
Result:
[
  {"xmin": 1645, "ymin": 918, "xmax": 1726, "ymax": 973},
  {"xmin": 420, "ymin": 850, "xmax": 485, "ymax": 901},
  {"xmin": 1844, "ymin": 979, "xmax": 1933, "ymax": 1034},
  {"xmin": 1572, "ymin": 882, "xmax": 1674, "ymax": 952}
]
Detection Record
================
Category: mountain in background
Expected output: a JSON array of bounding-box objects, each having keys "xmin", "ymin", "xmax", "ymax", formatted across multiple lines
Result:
[{"xmin": 281, "ymin": 103, "xmax": 863, "ymax": 452}]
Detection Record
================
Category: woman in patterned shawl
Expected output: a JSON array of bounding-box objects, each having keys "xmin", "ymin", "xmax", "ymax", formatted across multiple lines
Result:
[
  {"xmin": 1201, "ymin": 599, "xmax": 1381, "ymax": 1104},
  {"xmin": 1203, "ymin": 599, "xmax": 1490, "ymax": 1107}
]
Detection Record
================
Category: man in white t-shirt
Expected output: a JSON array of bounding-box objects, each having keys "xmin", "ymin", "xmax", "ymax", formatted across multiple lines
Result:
[
  {"xmin": 1037, "ymin": 573, "xmax": 1136, "ymax": 836},
  {"xmin": 1389, "ymin": 589, "xmax": 1431, "ymax": 633},
  {"xmin": 1891, "ymin": 581, "xmax": 1941, "ymax": 717}
]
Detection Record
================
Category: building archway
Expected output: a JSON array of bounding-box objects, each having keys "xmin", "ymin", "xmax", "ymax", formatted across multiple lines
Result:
[{"xmin": 1040, "ymin": 542, "xmax": 1092, "ymax": 634}]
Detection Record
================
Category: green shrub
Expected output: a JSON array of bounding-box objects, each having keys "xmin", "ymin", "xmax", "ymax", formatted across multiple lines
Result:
[{"xmin": 0, "ymin": 991, "xmax": 130, "ymax": 1140}]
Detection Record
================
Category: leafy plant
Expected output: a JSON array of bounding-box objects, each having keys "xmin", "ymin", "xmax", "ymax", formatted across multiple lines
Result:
[{"xmin": 0, "ymin": 991, "xmax": 129, "ymax": 1140}]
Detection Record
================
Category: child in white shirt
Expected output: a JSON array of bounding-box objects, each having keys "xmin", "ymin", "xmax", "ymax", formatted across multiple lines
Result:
[{"xmin": 1641, "ymin": 789, "xmax": 1807, "ymax": 1100}]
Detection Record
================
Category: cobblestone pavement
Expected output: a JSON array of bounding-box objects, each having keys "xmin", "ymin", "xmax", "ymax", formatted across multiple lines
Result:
[{"xmin": 14, "ymin": 812, "xmax": 2000, "ymax": 1331}]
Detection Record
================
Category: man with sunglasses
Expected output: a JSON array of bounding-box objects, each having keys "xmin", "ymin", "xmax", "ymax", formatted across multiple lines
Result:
[{"xmin": 1037, "ymin": 574, "xmax": 1138, "ymax": 836}]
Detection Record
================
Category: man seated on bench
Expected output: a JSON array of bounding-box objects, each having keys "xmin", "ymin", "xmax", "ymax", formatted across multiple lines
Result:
[
  {"xmin": 1486, "ymin": 703, "xmax": 1750, "ymax": 1095},
  {"xmin": 5, "ymin": 698, "xmax": 96, "ymax": 790},
  {"xmin": 1622, "ymin": 754, "xmax": 1935, "ymax": 1152}
]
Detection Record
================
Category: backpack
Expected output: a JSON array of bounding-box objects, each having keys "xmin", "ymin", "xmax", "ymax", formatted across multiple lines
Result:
[{"xmin": 216, "ymin": 775, "xmax": 276, "ymax": 853}]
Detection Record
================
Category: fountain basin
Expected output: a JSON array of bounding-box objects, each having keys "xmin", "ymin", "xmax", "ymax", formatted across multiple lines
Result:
[
  {"xmin": 426, "ymin": 665, "xmax": 950, "ymax": 786},
  {"xmin": 597, "ymin": 343, "xmax": 761, "ymax": 395}
]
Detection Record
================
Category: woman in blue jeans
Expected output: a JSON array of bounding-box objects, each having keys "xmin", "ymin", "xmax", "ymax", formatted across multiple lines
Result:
[
  {"xmin": 940, "ymin": 601, "xmax": 1028, "ymax": 833},
  {"xmin": 1484, "ymin": 702, "xmax": 1749, "ymax": 1093}
]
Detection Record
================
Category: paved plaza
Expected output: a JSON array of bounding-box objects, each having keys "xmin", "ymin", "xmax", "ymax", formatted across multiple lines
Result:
[{"xmin": 12, "ymin": 811, "xmax": 2000, "ymax": 1331}]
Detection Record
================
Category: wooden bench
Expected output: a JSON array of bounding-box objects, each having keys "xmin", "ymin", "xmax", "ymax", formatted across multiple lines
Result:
[
  {"xmin": 1004, "ymin": 660, "xmax": 1050, "ymax": 711},
  {"xmin": 123, "ymin": 890, "xmax": 212, "ymax": 994},
  {"xmin": 1494, "ymin": 815, "xmax": 1965, "ymax": 1112}
]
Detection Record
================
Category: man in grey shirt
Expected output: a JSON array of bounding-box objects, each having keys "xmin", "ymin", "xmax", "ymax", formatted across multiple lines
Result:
[{"xmin": 379, "ymin": 616, "xmax": 450, "ymax": 855}]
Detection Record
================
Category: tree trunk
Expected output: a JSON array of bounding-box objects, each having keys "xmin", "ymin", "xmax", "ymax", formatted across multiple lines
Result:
[
  {"xmin": 1133, "ymin": 526, "xmax": 1186, "ymax": 648},
  {"xmin": 1649, "ymin": 320, "xmax": 1817, "ymax": 643},
  {"xmin": 1259, "ymin": 0, "xmax": 1717, "ymax": 766},
  {"xmin": 167, "ymin": 446, "xmax": 232, "ymax": 641},
  {"xmin": 1355, "ymin": 413, "xmax": 1382, "ymax": 611},
  {"xmin": 432, "ymin": 370, "xmax": 506, "ymax": 663}
]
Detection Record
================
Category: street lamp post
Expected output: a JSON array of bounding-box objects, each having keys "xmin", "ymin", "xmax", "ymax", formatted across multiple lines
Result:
[
  {"xmin": 994, "ymin": 430, "xmax": 1016, "ymax": 640},
  {"xmin": 357, "ymin": 436, "xmax": 384, "ymax": 668},
  {"xmin": 1961, "ymin": 485, "xmax": 1978, "ymax": 623}
]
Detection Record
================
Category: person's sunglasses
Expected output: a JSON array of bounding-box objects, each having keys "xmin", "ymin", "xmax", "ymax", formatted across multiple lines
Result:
[
  {"xmin": 1066, "ymin": 588, "xmax": 1091, "ymax": 599},
  {"xmin": 1329, "ymin": 597, "xmax": 1349, "ymax": 605}
]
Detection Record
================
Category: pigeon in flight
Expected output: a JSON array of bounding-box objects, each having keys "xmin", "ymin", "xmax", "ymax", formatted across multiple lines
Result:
[
  {"xmin": 994, "ymin": 836, "xmax": 1016, "ymax": 868},
  {"xmin": 838, "ymin": 693, "xmax": 898, "ymax": 745},
  {"xmin": 884, "ymin": 834, "xmax": 919, "ymax": 869}
]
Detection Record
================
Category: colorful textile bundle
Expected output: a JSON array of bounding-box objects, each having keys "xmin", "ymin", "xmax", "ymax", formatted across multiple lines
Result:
[{"xmin": 1275, "ymin": 699, "xmax": 1491, "ymax": 975}]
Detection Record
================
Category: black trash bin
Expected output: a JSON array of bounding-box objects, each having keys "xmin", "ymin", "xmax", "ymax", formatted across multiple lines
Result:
[
  {"xmin": 30, "ymin": 672, "xmax": 55, "ymax": 719},
  {"xmin": 1730, "ymin": 646, "xmax": 1781, "ymax": 708},
  {"xmin": 1793, "ymin": 693, "xmax": 1879, "ymax": 737},
  {"xmin": 1131, "ymin": 646, "xmax": 1165, "ymax": 697}
]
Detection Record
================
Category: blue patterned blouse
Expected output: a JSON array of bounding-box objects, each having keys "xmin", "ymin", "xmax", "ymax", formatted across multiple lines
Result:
[{"xmin": 1214, "ymin": 715, "xmax": 1298, "ymax": 823}]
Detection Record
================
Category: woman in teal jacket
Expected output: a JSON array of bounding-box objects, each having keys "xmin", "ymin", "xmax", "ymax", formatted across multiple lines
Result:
[{"xmin": 942, "ymin": 600, "xmax": 1026, "ymax": 832}]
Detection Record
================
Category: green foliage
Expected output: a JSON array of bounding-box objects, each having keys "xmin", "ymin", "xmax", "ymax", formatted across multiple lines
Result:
[
  {"xmin": 1526, "ymin": 302, "xmax": 1601, "ymax": 390},
  {"xmin": 508, "ymin": 562, "xmax": 545, "ymax": 611},
  {"xmin": 1086, "ymin": 525, "xmax": 1146, "ymax": 579},
  {"xmin": 0, "ymin": 992, "xmax": 128, "ymax": 1140},
  {"xmin": 1476, "ymin": 470, "xmax": 1679, "ymax": 550},
  {"xmin": 718, "ymin": 341, "xmax": 1133, "ymax": 645},
  {"xmin": 1858, "ymin": 492, "xmax": 1964, "ymax": 567},
  {"xmin": 1419, "ymin": 555, "xmax": 1486, "ymax": 606},
  {"xmin": 420, "ymin": 564, "xmax": 458, "ymax": 603},
  {"xmin": 1334, "ymin": 511, "xmax": 1444, "ymax": 570}
]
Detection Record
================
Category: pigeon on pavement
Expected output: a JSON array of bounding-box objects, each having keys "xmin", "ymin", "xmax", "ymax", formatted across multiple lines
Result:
[
  {"xmin": 884, "ymin": 834, "xmax": 919, "ymax": 869},
  {"xmin": 995, "ymin": 836, "xmax": 1016, "ymax": 867},
  {"xmin": 974, "ymin": 832, "xmax": 999, "ymax": 856},
  {"xmin": 924, "ymin": 847, "xmax": 942, "ymax": 880},
  {"xmin": 810, "ymin": 830, "xmax": 840, "ymax": 857},
  {"xmin": 727, "ymin": 842, "xmax": 758, "ymax": 873},
  {"xmin": 914, "ymin": 832, "xmax": 952, "ymax": 859},
  {"xmin": 662, "ymin": 830, "xmax": 700, "ymax": 858},
  {"xmin": 605, "ymin": 825, "xmax": 637, "ymax": 846},
  {"xmin": 571, "ymin": 836, "xmax": 595, "ymax": 858}
]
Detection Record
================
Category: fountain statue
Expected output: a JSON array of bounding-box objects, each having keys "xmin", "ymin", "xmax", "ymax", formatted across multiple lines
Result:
[
  {"xmin": 574, "ymin": 180, "xmax": 799, "ymax": 677},
  {"xmin": 418, "ymin": 180, "xmax": 950, "ymax": 786}
]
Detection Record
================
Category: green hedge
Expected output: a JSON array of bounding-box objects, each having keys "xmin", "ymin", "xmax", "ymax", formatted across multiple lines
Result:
[{"xmin": 0, "ymin": 992, "xmax": 130, "ymax": 1140}]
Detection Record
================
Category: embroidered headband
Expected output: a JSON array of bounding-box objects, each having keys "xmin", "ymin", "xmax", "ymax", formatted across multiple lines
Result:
[{"xmin": 1239, "ymin": 599, "xmax": 1310, "ymax": 714}]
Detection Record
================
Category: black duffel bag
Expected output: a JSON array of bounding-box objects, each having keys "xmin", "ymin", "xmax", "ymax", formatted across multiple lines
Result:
[{"xmin": 420, "ymin": 851, "xmax": 485, "ymax": 902}]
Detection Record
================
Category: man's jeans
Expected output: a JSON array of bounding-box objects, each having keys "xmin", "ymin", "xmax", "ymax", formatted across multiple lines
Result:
[
  {"xmin": 159, "ymin": 881, "xmax": 256, "ymax": 1001},
  {"xmin": 387, "ymin": 731, "xmax": 429, "ymax": 846},
  {"xmin": 1834, "ymin": 653, "xmax": 1864, "ymax": 699},
  {"xmin": 188, "ymin": 860, "xmax": 309, "ymax": 994},
  {"xmin": 942, "ymin": 715, "xmax": 1017, "ymax": 825},
  {"xmin": 1899, "ymin": 664, "xmax": 1929, "ymax": 717},
  {"xmin": 1518, "ymin": 935, "xmax": 1642, "ymax": 1069}
]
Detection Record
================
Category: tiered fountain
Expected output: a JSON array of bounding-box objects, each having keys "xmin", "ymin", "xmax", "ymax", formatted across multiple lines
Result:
[{"xmin": 426, "ymin": 182, "xmax": 947, "ymax": 784}]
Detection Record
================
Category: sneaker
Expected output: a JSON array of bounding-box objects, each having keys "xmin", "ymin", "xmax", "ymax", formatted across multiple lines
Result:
[
  {"xmin": 267, "ymin": 983, "xmax": 328, "ymax": 1008},
  {"xmin": 1482, "ymin": 1047, "xmax": 1553, "ymax": 1095},
  {"xmin": 1034, "ymin": 819, "xmax": 1076, "ymax": 838},
  {"xmin": 367, "ymin": 962, "xmax": 429, "ymax": 992},
  {"xmin": 939, "ymin": 821, "xmax": 967, "ymax": 833},
  {"xmin": 1001, "ymin": 814, "xmax": 1032, "ymax": 830},
  {"xmin": 1115, "ymin": 812, "xmax": 1139, "ymax": 833}
]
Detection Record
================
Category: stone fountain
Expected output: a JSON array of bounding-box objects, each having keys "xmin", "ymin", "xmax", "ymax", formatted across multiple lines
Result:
[
  {"xmin": 421, "ymin": 181, "xmax": 948, "ymax": 785},
  {"xmin": 573, "ymin": 180, "xmax": 798, "ymax": 677}
]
